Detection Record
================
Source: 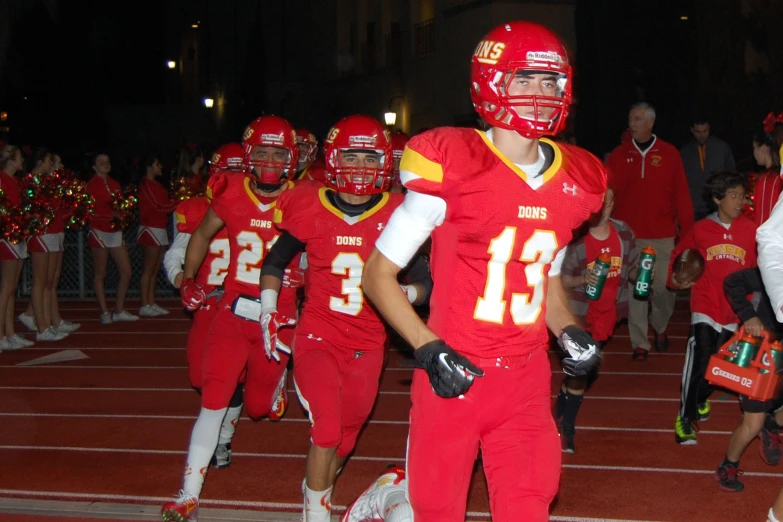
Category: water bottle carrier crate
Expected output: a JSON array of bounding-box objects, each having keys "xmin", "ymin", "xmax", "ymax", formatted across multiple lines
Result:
[{"xmin": 706, "ymin": 327, "xmax": 781, "ymax": 401}]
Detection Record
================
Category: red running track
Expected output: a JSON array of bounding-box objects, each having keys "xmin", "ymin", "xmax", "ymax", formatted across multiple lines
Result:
[{"xmin": 0, "ymin": 299, "xmax": 780, "ymax": 521}]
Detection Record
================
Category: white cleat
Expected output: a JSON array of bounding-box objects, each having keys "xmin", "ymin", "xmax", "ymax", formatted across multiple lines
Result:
[{"xmin": 341, "ymin": 466, "xmax": 409, "ymax": 522}]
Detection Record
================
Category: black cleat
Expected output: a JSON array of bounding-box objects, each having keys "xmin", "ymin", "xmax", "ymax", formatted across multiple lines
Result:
[{"xmin": 632, "ymin": 347, "xmax": 648, "ymax": 361}]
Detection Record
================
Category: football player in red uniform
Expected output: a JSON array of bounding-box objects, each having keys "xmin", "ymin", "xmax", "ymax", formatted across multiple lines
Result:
[
  {"xmin": 161, "ymin": 118, "xmax": 303, "ymax": 522},
  {"xmin": 361, "ymin": 22, "xmax": 606, "ymax": 522},
  {"xmin": 389, "ymin": 131, "xmax": 409, "ymax": 193},
  {"xmin": 164, "ymin": 143, "xmax": 243, "ymax": 462},
  {"xmin": 259, "ymin": 115, "xmax": 427, "ymax": 522},
  {"xmin": 295, "ymin": 127, "xmax": 327, "ymax": 183}
]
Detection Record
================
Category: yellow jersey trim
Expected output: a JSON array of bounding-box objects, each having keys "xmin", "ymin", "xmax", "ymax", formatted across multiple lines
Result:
[
  {"xmin": 399, "ymin": 147, "xmax": 444, "ymax": 183},
  {"xmin": 317, "ymin": 187, "xmax": 391, "ymax": 223},
  {"xmin": 474, "ymin": 130, "xmax": 563, "ymax": 184}
]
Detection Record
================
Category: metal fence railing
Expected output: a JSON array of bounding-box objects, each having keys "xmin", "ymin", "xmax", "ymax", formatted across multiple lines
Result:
[{"xmin": 17, "ymin": 215, "xmax": 177, "ymax": 300}]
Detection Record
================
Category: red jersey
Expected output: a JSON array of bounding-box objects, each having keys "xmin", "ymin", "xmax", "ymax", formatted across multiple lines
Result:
[
  {"xmin": 86, "ymin": 175, "xmax": 122, "ymax": 232},
  {"xmin": 401, "ymin": 128, "xmax": 606, "ymax": 358},
  {"xmin": 607, "ymin": 137, "xmax": 694, "ymax": 239},
  {"xmin": 584, "ymin": 225, "xmax": 623, "ymax": 341},
  {"xmin": 174, "ymin": 196, "xmax": 229, "ymax": 290},
  {"xmin": 753, "ymin": 170, "xmax": 782, "ymax": 226},
  {"xmin": 274, "ymin": 183, "xmax": 403, "ymax": 351},
  {"xmin": 669, "ymin": 214, "xmax": 758, "ymax": 326},
  {"xmin": 209, "ymin": 175, "xmax": 298, "ymax": 315},
  {"xmin": 296, "ymin": 158, "xmax": 328, "ymax": 184},
  {"xmin": 139, "ymin": 178, "xmax": 177, "ymax": 228}
]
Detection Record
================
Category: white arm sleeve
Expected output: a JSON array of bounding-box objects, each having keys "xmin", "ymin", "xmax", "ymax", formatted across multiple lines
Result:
[
  {"xmin": 548, "ymin": 247, "xmax": 566, "ymax": 276},
  {"xmin": 164, "ymin": 232, "xmax": 190, "ymax": 286},
  {"xmin": 758, "ymin": 194, "xmax": 783, "ymax": 323},
  {"xmin": 375, "ymin": 190, "xmax": 447, "ymax": 268}
]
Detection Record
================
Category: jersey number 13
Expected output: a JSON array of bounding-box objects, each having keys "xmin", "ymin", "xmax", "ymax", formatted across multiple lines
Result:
[{"xmin": 474, "ymin": 227, "xmax": 558, "ymax": 325}]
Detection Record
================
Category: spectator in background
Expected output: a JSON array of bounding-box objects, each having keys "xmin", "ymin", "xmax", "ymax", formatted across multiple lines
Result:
[
  {"xmin": 137, "ymin": 154, "xmax": 177, "ymax": 317},
  {"xmin": 607, "ymin": 102, "xmax": 694, "ymax": 360},
  {"xmin": 680, "ymin": 116, "xmax": 735, "ymax": 220},
  {"xmin": 752, "ymin": 126, "xmax": 782, "ymax": 226},
  {"xmin": 176, "ymin": 144, "xmax": 205, "ymax": 195}
]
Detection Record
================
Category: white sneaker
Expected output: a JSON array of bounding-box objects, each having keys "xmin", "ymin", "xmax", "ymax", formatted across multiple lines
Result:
[
  {"xmin": 138, "ymin": 305, "xmax": 158, "ymax": 317},
  {"xmin": 0, "ymin": 336, "xmax": 23, "ymax": 351},
  {"xmin": 54, "ymin": 320, "xmax": 81, "ymax": 333},
  {"xmin": 112, "ymin": 310, "xmax": 139, "ymax": 322},
  {"xmin": 17, "ymin": 313, "xmax": 37, "ymax": 332},
  {"xmin": 36, "ymin": 327, "xmax": 68, "ymax": 342},
  {"xmin": 151, "ymin": 303, "xmax": 170, "ymax": 315},
  {"xmin": 99, "ymin": 312, "xmax": 113, "ymax": 325},
  {"xmin": 11, "ymin": 334, "xmax": 35, "ymax": 347},
  {"xmin": 341, "ymin": 466, "xmax": 409, "ymax": 522}
]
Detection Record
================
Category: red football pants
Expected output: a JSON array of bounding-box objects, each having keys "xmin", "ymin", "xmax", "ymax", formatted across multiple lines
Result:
[
  {"xmin": 293, "ymin": 333, "xmax": 384, "ymax": 457},
  {"xmin": 185, "ymin": 294, "xmax": 219, "ymax": 389},
  {"xmin": 407, "ymin": 348, "xmax": 560, "ymax": 522},
  {"xmin": 201, "ymin": 291, "xmax": 292, "ymax": 418}
]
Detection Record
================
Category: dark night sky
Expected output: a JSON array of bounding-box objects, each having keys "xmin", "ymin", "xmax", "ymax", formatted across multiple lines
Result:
[{"xmin": 0, "ymin": 0, "xmax": 773, "ymax": 172}]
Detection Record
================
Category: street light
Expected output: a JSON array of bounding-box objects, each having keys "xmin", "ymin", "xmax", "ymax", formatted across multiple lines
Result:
[
  {"xmin": 203, "ymin": 98, "xmax": 214, "ymax": 108},
  {"xmin": 192, "ymin": 23, "xmax": 199, "ymax": 28},
  {"xmin": 166, "ymin": 60, "xmax": 176, "ymax": 69},
  {"xmin": 384, "ymin": 95, "xmax": 404, "ymax": 128}
]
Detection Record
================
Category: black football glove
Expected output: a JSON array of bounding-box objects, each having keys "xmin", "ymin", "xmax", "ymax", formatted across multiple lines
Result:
[
  {"xmin": 558, "ymin": 325, "xmax": 601, "ymax": 377},
  {"xmin": 414, "ymin": 340, "xmax": 484, "ymax": 398}
]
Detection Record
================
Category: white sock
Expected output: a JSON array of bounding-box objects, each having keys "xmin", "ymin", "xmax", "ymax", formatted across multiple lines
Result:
[
  {"xmin": 770, "ymin": 508, "xmax": 781, "ymax": 522},
  {"xmin": 218, "ymin": 404, "xmax": 242, "ymax": 445},
  {"xmin": 382, "ymin": 490, "xmax": 413, "ymax": 522},
  {"xmin": 182, "ymin": 407, "xmax": 227, "ymax": 497},
  {"xmin": 304, "ymin": 482, "xmax": 332, "ymax": 522}
]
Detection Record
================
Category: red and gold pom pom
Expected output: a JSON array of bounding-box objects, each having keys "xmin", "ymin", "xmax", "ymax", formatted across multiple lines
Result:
[
  {"xmin": 170, "ymin": 175, "xmax": 197, "ymax": 201},
  {"xmin": 109, "ymin": 184, "xmax": 139, "ymax": 231}
]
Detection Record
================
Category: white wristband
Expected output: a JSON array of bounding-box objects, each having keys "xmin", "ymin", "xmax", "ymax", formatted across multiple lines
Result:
[
  {"xmin": 401, "ymin": 284, "xmax": 418, "ymax": 304},
  {"xmin": 260, "ymin": 289, "xmax": 279, "ymax": 314}
]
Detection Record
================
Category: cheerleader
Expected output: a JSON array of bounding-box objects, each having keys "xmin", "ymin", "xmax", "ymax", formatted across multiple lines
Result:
[
  {"xmin": 137, "ymin": 154, "xmax": 177, "ymax": 316},
  {"xmin": 0, "ymin": 145, "xmax": 33, "ymax": 349},
  {"xmin": 85, "ymin": 153, "xmax": 137, "ymax": 324}
]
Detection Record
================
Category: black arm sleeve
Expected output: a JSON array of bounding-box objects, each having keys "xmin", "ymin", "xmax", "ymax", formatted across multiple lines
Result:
[
  {"xmin": 261, "ymin": 231, "xmax": 305, "ymax": 279},
  {"xmin": 723, "ymin": 267, "xmax": 764, "ymax": 324},
  {"xmin": 401, "ymin": 254, "xmax": 433, "ymax": 304}
]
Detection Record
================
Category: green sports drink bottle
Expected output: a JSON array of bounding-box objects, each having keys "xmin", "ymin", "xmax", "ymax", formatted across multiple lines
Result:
[
  {"xmin": 585, "ymin": 253, "xmax": 612, "ymax": 301},
  {"xmin": 634, "ymin": 246, "xmax": 656, "ymax": 298}
]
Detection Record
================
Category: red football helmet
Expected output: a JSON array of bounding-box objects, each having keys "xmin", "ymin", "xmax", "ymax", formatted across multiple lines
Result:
[
  {"xmin": 470, "ymin": 21, "xmax": 572, "ymax": 139},
  {"xmin": 389, "ymin": 131, "xmax": 409, "ymax": 190},
  {"xmin": 241, "ymin": 116, "xmax": 299, "ymax": 184},
  {"xmin": 324, "ymin": 115, "xmax": 393, "ymax": 195},
  {"xmin": 208, "ymin": 143, "xmax": 244, "ymax": 177},
  {"xmin": 295, "ymin": 128, "xmax": 318, "ymax": 168}
]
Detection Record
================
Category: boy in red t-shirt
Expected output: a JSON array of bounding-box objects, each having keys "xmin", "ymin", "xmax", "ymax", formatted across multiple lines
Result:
[
  {"xmin": 669, "ymin": 171, "xmax": 758, "ymax": 446},
  {"xmin": 557, "ymin": 187, "xmax": 640, "ymax": 452}
]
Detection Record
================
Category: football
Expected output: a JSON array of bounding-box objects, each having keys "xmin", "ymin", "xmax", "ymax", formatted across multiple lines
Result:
[{"xmin": 673, "ymin": 248, "xmax": 705, "ymax": 284}]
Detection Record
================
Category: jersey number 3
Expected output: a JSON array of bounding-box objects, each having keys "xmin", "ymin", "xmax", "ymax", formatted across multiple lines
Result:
[
  {"xmin": 330, "ymin": 252, "xmax": 364, "ymax": 316},
  {"xmin": 475, "ymin": 227, "xmax": 558, "ymax": 325}
]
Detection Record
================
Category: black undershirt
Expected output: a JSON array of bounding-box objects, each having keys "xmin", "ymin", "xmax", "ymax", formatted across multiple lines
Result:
[{"xmin": 634, "ymin": 137, "xmax": 655, "ymax": 152}]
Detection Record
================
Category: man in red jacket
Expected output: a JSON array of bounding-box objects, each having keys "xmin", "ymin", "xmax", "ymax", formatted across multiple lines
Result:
[{"xmin": 607, "ymin": 102, "xmax": 694, "ymax": 360}]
